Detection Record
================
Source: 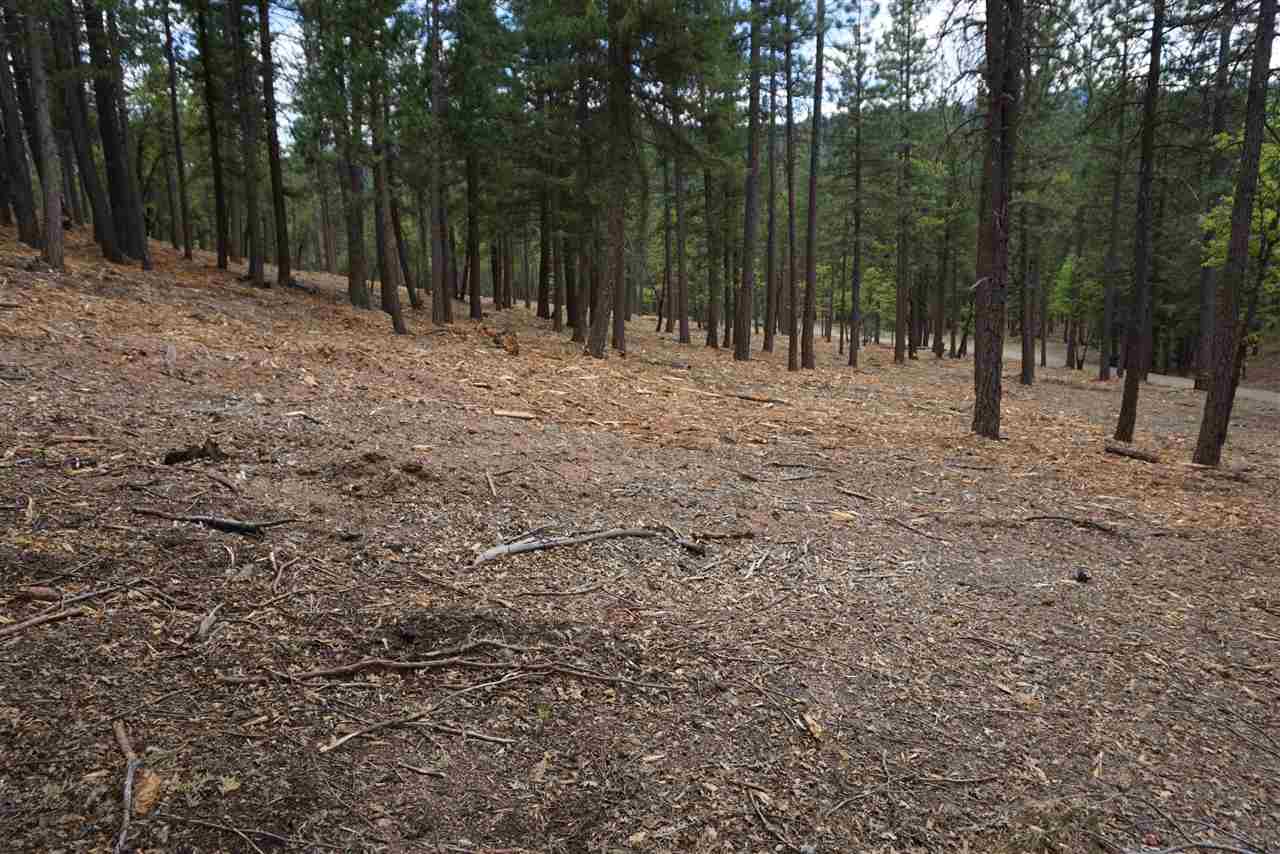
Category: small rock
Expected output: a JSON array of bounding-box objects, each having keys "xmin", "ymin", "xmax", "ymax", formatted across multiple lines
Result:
[{"xmin": 1075, "ymin": 568, "xmax": 1091, "ymax": 583}]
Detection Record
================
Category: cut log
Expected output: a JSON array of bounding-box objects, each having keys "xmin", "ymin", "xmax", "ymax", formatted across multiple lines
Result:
[{"xmin": 1104, "ymin": 443, "xmax": 1160, "ymax": 464}]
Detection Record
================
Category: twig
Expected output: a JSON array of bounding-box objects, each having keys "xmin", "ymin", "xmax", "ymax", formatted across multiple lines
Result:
[
  {"xmin": 835, "ymin": 486, "xmax": 876, "ymax": 502},
  {"xmin": 46, "ymin": 434, "xmax": 102, "ymax": 445},
  {"xmin": 113, "ymin": 722, "xmax": 139, "ymax": 854},
  {"xmin": 472, "ymin": 526, "xmax": 705, "ymax": 567},
  {"xmin": 132, "ymin": 508, "xmax": 298, "ymax": 536},
  {"xmin": 515, "ymin": 569, "xmax": 631, "ymax": 598},
  {"xmin": 485, "ymin": 471, "xmax": 497, "ymax": 497},
  {"xmin": 883, "ymin": 516, "xmax": 950, "ymax": 543},
  {"xmin": 0, "ymin": 607, "xmax": 89, "ymax": 639},
  {"xmin": 748, "ymin": 791, "xmax": 801, "ymax": 853},
  {"xmin": 154, "ymin": 813, "xmax": 344, "ymax": 850},
  {"xmin": 319, "ymin": 672, "xmax": 528, "ymax": 754},
  {"xmin": 412, "ymin": 721, "xmax": 514, "ymax": 744},
  {"xmin": 1134, "ymin": 845, "xmax": 1265, "ymax": 854},
  {"xmin": 1023, "ymin": 515, "xmax": 1121, "ymax": 536},
  {"xmin": 292, "ymin": 638, "xmax": 534, "ymax": 679}
]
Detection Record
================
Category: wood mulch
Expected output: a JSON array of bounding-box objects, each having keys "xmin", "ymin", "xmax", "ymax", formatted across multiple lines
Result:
[{"xmin": 1, "ymin": 227, "xmax": 1277, "ymax": 853}]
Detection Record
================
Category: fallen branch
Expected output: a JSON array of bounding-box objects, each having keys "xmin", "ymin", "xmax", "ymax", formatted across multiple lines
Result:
[
  {"xmin": 154, "ymin": 813, "xmax": 343, "ymax": 850},
  {"xmin": 132, "ymin": 509, "xmax": 298, "ymax": 536},
  {"xmin": 883, "ymin": 517, "xmax": 950, "ymax": 544},
  {"xmin": 835, "ymin": 486, "xmax": 876, "ymax": 502},
  {"xmin": 0, "ymin": 606, "xmax": 89, "ymax": 639},
  {"xmin": 293, "ymin": 638, "xmax": 533, "ymax": 679},
  {"xmin": 1104, "ymin": 442, "xmax": 1161, "ymax": 463},
  {"xmin": 733, "ymin": 393, "xmax": 789, "ymax": 405},
  {"xmin": 112, "ymin": 722, "xmax": 139, "ymax": 854},
  {"xmin": 472, "ymin": 526, "xmax": 705, "ymax": 567},
  {"xmin": 1023, "ymin": 515, "xmax": 1121, "ymax": 536},
  {"xmin": 46, "ymin": 434, "xmax": 102, "ymax": 445},
  {"xmin": 413, "ymin": 721, "xmax": 514, "ymax": 744},
  {"xmin": 516, "ymin": 569, "xmax": 631, "ymax": 598},
  {"xmin": 319, "ymin": 672, "xmax": 528, "ymax": 754},
  {"xmin": 1133, "ymin": 844, "xmax": 1266, "ymax": 854}
]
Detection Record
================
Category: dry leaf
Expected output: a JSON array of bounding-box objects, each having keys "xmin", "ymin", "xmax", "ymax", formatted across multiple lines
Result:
[
  {"xmin": 219, "ymin": 775, "xmax": 241, "ymax": 795},
  {"xmin": 132, "ymin": 769, "xmax": 163, "ymax": 816},
  {"xmin": 802, "ymin": 712, "xmax": 825, "ymax": 741}
]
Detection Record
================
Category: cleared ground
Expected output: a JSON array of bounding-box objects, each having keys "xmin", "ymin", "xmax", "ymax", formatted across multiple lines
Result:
[{"xmin": 2, "ymin": 228, "xmax": 1278, "ymax": 854}]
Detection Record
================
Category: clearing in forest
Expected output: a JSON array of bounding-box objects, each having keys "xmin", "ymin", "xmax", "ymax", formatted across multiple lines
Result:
[{"xmin": 2, "ymin": 233, "xmax": 1278, "ymax": 853}]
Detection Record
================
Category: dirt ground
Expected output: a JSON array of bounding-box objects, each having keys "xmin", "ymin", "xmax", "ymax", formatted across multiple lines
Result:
[{"xmin": 2, "ymin": 227, "xmax": 1278, "ymax": 854}]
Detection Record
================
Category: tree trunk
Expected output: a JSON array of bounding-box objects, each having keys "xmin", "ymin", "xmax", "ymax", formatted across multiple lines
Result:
[
  {"xmin": 660, "ymin": 156, "xmax": 672, "ymax": 333},
  {"xmin": 429, "ymin": 0, "xmax": 449, "ymax": 323},
  {"xmin": 25, "ymin": 11, "xmax": 62, "ymax": 268},
  {"xmin": 675, "ymin": 152, "xmax": 690, "ymax": 343},
  {"xmin": 589, "ymin": 3, "xmax": 629, "ymax": 358},
  {"xmin": 784, "ymin": 2, "xmax": 799, "ymax": 372},
  {"xmin": 537, "ymin": 186, "xmax": 551, "ymax": 318},
  {"xmin": 735, "ymin": 0, "xmax": 761, "ymax": 361},
  {"xmin": 1193, "ymin": 0, "xmax": 1274, "ymax": 464},
  {"xmin": 163, "ymin": 3, "xmax": 192, "ymax": 259},
  {"xmin": 0, "ymin": 5, "xmax": 38, "ymax": 247},
  {"xmin": 466, "ymin": 151, "xmax": 482, "ymax": 320},
  {"xmin": 704, "ymin": 164, "xmax": 722, "ymax": 348},
  {"xmin": 801, "ymin": 0, "xmax": 824, "ymax": 370},
  {"xmin": 972, "ymin": 0, "xmax": 1023, "ymax": 438},
  {"xmin": 370, "ymin": 82, "xmax": 407, "ymax": 334},
  {"xmin": 341, "ymin": 105, "xmax": 369, "ymax": 308},
  {"xmin": 228, "ymin": 0, "xmax": 263, "ymax": 285},
  {"xmin": 53, "ymin": 13, "xmax": 115, "ymax": 257},
  {"xmin": 1195, "ymin": 5, "xmax": 1233, "ymax": 390},
  {"xmin": 1114, "ymin": 0, "xmax": 1165, "ymax": 443},
  {"xmin": 195, "ymin": 0, "xmax": 228, "ymax": 269},
  {"xmin": 257, "ymin": 0, "xmax": 289, "ymax": 284},
  {"xmin": 105, "ymin": 8, "xmax": 150, "ymax": 267},
  {"xmin": 763, "ymin": 53, "xmax": 778, "ymax": 354},
  {"xmin": 164, "ymin": 153, "xmax": 180, "ymax": 248}
]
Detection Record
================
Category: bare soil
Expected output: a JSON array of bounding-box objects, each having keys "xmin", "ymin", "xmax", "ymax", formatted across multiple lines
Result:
[{"xmin": 2, "ymin": 228, "xmax": 1278, "ymax": 854}]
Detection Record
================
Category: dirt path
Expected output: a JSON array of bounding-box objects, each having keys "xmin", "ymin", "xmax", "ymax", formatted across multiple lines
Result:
[
  {"xmin": 1000, "ymin": 337, "xmax": 1280, "ymax": 406},
  {"xmin": 2, "ymin": 231, "xmax": 1278, "ymax": 854}
]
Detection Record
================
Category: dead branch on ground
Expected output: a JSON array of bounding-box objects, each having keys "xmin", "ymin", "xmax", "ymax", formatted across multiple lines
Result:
[
  {"xmin": 472, "ymin": 526, "xmax": 706, "ymax": 567},
  {"xmin": 132, "ymin": 509, "xmax": 298, "ymax": 536},
  {"xmin": 1104, "ymin": 442, "xmax": 1161, "ymax": 463}
]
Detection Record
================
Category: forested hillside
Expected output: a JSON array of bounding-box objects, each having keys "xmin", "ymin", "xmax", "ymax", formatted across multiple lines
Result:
[{"xmin": 2, "ymin": 0, "xmax": 1280, "ymax": 851}]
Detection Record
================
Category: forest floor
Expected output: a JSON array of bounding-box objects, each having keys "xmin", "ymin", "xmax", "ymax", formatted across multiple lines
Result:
[{"xmin": 2, "ymin": 226, "xmax": 1279, "ymax": 854}]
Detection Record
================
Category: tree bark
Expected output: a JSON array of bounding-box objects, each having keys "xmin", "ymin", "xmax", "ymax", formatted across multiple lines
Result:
[
  {"xmin": 163, "ymin": 3, "xmax": 192, "ymax": 259},
  {"xmin": 675, "ymin": 151, "xmax": 690, "ymax": 343},
  {"xmin": 466, "ymin": 151, "xmax": 483, "ymax": 319},
  {"xmin": 735, "ymin": 0, "xmax": 761, "ymax": 362},
  {"xmin": 429, "ymin": 0, "xmax": 449, "ymax": 323},
  {"xmin": 589, "ymin": 2, "xmax": 629, "ymax": 358},
  {"xmin": 763, "ymin": 51, "xmax": 778, "ymax": 354},
  {"xmin": 784, "ymin": 2, "xmax": 799, "ymax": 372},
  {"xmin": 1114, "ymin": 0, "xmax": 1165, "ymax": 443},
  {"xmin": 194, "ymin": 0, "xmax": 228, "ymax": 269},
  {"xmin": 228, "ymin": 0, "xmax": 263, "ymax": 285},
  {"xmin": 972, "ymin": 0, "xmax": 1023, "ymax": 438},
  {"xmin": 1195, "ymin": 4, "xmax": 1233, "ymax": 390},
  {"xmin": 1193, "ymin": 0, "xmax": 1274, "ymax": 464},
  {"xmin": 52, "ymin": 13, "xmax": 117, "ymax": 258},
  {"xmin": 25, "ymin": 10, "xmax": 62, "ymax": 267},
  {"xmin": 371, "ymin": 81, "xmax": 407, "ymax": 334},
  {"xmin": 258, "ymin": 0, "xmax": 289, "ymax": 284},
  {"xmin": 0, "ymin": 5, "xmax": 38, "ymax": 247},
  {"xmin": 801, "ymin": 0, "xmax": 824, "ymax": 370}
]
